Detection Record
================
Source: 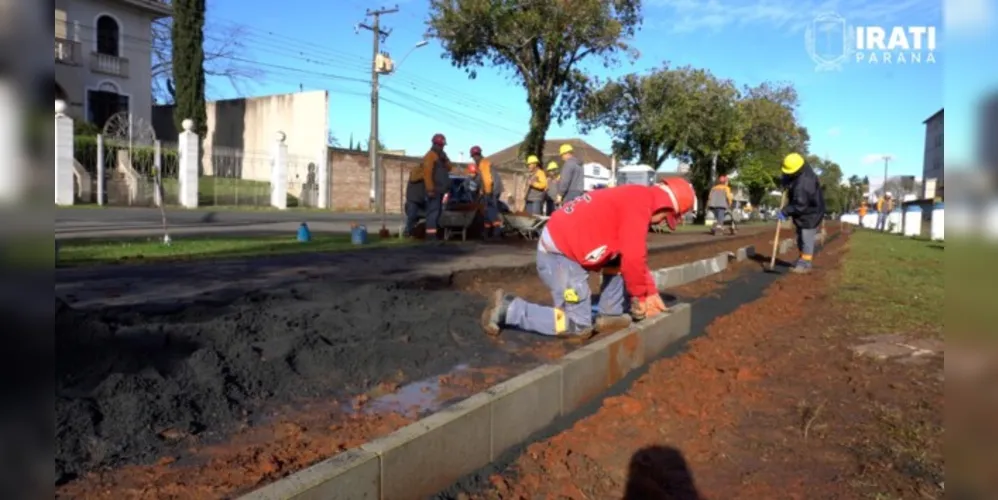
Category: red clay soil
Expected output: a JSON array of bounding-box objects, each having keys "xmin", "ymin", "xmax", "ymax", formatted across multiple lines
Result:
[
  {"xmin": 469, "ymin": 231, "xmax": 944, "ymax": 500},
  {"xmin": 55, "ymin": 231, "xmax": 776, "ymax": 500}
]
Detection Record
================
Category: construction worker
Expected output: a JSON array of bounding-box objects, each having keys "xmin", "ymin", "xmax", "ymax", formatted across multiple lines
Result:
[
  {"xmin": 470, "ymin": 146, "xmax": 504, "ymax": 238},
  {"xmin": 525, "ymin": 155, "xmax": 547, "ymax": 215},
  {"xmin": 555, "ymin": 143, "xmax": 585, "ymax": 204},
  {"xmin": 707, "ymin": 175, "xmax": 734, "ymax": 235},
  {"xmin": 480, "ymin": 179, "xmax": 697, "ymax": 341},
  {"xmin": 778, "ymin": 153, "xmax": 826, "ymax": 274},
  {"xmin": 875, "ymin": 192, "xmax": 894, "ymax": 231},
  {"xmin": 404, "ymin": 156, "xmax": 428, "ymax": 237},
  {"xmin": 422, "ymin": 133, "xmax": 453, "ymax": 239},
  {"xmin": 544, "ymin": 161, "xmax": 560, "ymax": 215},
  {"xmin": 858, "ymin": 201, "xmax": 868, "ymax": 228}
]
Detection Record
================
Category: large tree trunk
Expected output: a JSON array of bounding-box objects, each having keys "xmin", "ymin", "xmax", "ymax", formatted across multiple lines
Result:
[{"xmin": 520, "ymin": 91, "xmax": 555, "ymax": 160}]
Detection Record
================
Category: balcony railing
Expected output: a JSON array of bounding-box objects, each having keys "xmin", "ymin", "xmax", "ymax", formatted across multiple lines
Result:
[
  {"xmin": 55, "ymin": 38, "xmax": 81, "ymax": 65},
  {"xmin": 91, "ymin": 52, "xmax": 130, "ymax": 78}
]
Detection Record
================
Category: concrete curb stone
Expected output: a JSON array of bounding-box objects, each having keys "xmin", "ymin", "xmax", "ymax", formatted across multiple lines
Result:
[{"xmin": 238, "ymin": 244, "xmax": 757, "ymax": 500}]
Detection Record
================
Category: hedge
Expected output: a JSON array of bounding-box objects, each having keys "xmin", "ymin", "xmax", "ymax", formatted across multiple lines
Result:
[{"xmin": 74, "ymin": 136, "xmax": 178, "ymax": 177}]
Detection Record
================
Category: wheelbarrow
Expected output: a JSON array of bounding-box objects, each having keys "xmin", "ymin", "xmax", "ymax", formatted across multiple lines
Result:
[
  {"xmin": 502, "ymin": 213, "xmax": 549, "ymax": 240},
  {"xmin": 439, "ymin": 209, "xmax": 479, "ymax": 241}
]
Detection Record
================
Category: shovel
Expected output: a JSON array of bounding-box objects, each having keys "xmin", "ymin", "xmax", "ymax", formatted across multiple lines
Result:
[{"xmin": 765, "ymin": 191, "xmax": 788, "ymax": 272}]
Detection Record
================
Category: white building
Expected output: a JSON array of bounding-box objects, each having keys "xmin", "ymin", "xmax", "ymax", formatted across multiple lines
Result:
[
  {"xmin": 922, "ymin": 108, "xmax": 944, "ymax": 199},
  {"xmin": 54, "ymin": 0, "xmax": 172, "ymax": 128}
]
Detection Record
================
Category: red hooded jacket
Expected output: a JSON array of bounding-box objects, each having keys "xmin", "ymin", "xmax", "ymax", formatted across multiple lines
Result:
[{"xmin": 545, "ymin": 185, "xmax": 675, "ymax": 299}]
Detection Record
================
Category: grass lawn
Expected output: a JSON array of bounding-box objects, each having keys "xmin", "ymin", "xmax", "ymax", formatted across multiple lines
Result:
[
  {"xmin": 835, "ymin": 229, "xmax": 943, "ymax": 336},
  {"xmin": 57, "ymin": 233, "xmax": 413, "ymax": 266}
]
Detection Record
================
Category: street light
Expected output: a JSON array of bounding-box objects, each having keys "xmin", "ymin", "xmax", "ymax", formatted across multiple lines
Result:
[{"xmin": 391, "ymin": 40, "xmax": 428, "ymax": 74}]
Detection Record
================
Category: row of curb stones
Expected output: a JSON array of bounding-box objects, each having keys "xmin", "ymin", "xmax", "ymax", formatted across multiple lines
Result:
[{"xmin": 241, "ymin": 235, "xmax": 822, "ymax": 500}]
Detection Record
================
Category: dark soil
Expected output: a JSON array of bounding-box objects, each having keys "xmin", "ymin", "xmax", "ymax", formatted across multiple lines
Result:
[{"xmin": 55, "ymin": 229, "xmax": 775, "ymax": 497}]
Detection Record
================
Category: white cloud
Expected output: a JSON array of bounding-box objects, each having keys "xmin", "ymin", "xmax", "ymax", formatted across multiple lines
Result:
[
  {"xmin": 646, "ymin": 0, "xmax": 940, "ymax": 35},
  {"xmin": 827, "ymin": 126, "xmax": 841, "ymax": 137}
]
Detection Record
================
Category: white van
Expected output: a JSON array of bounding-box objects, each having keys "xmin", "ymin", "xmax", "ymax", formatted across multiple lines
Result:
[
  {"xmin": 616, "ymin": 164, "xmax": 656, "ymax": 186},
  {"xmin": 582, "ymin": 162, "xmax": 612, "ymax": 191}
]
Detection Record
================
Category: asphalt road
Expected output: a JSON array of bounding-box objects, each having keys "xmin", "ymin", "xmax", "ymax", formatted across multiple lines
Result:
[{"xmin": 55, "ymin": 207, "xmax": 403, "ymax": 239}]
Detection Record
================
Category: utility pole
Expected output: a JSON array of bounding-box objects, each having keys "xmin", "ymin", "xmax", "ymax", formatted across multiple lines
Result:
[
  {"xmin": 881, "ymin": 154, "xmax": 892, "ymax": 198},
  {"xmin": 358, "ymin": 5, "xmax": 398, "ymax": 213}
]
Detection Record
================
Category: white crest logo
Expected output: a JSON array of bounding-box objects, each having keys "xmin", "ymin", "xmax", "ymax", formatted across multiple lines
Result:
[{"xmin": 804, "ymin": 12, "xmax": 855, "ymax": 72}]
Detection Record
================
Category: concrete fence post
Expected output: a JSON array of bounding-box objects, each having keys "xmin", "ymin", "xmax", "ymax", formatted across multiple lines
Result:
[
  {"xmin": 96, "ymin": 134, "xmax": 105, "ymax": 205},
  {"xmin": 318, "ymin": 145, "xmax": 329, "ymax": 209},
  {"xmin": 903, "ymin": 205, "xmax": 922, "ymax": 237},
  {"xmin": 271, "ymin": 131, "xmax": 288, "ymax": 209},
  {"xmin": 153, "ymin": 140, "xmax": 163, "ymax": 207},
  {"xmin": 0, "ymin": 83, "xmax": 25, "ymax": 203},
  {"xmin": 54, "ymin": 100, "xmax": 75, "ymax": 206},
  {"xmin": 177, "ymin": 119, "xmax": 200, "ymax": 208},
  {"xmin": 931, "ymin": 202, "xmax": 944, "ymax": 241}
]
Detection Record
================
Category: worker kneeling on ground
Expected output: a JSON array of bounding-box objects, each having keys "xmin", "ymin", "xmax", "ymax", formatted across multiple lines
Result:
[
  {"xmin": 481, "ymin": 179, "xmax": 697, "ymax": 340},
  {"xmin": 778, "ymin": 153, "xmax": 826, "ymax": 274}
]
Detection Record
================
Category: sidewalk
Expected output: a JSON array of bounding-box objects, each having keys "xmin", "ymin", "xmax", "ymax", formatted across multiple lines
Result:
[{"xmin": 56, "ymin": 226, "xmax": 770, "ymax": 309}]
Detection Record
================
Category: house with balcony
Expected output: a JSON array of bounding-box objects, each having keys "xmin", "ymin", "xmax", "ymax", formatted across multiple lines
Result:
[{"xmin": 54, "ymin": 0, "xmax": 171, "ymax": 130}]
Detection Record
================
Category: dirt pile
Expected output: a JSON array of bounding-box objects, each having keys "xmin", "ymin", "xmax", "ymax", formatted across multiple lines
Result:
[{"xmin": 55, "ymin": 281, "xmax": 502, "ymax": 484}]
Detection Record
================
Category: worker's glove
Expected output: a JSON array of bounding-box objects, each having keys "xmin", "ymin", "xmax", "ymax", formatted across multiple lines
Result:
[
  {"xmin": 777, "ymin": 211, "xmax": 787, "ymax": 221},
  {"xmin": 630, "ymin": 294, "xmax": 668, "ymax": 321},
  {"xmin": 556, "ymin": 195, "xmax": 563, "ymax": 204}
]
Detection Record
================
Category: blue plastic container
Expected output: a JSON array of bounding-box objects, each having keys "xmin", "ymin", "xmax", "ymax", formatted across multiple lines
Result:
[
  {"xmin": 297, "ymin": 222, "xmax": 312, "ymax": 242},
  {"xmin": 351, "ymin": 225, "xmax": 369, "ymax": 245}
]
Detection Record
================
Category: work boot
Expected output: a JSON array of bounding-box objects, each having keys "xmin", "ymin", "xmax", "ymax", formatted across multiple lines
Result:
[
  {"xmin": 557, "ymin": 327, "xmax": 596, "ymax": 344},
  {"xmin": 481, "ymin": 289, "xmax": 512, "ymax": 336},
  {"xmin": 790, "ymin": 260, "xmax": 813, "ymax": 274},
  {"xmin": 594, "ymin": 314, "xmax": 633, "ymax": 333}
]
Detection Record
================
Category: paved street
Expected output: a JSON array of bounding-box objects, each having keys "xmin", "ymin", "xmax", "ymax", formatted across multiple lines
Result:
[{"xmin": 55, "ymin": 207, "xmax": 404, "ymax": 239}]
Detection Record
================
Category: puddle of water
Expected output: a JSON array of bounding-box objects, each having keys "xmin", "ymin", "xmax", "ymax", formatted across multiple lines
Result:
[{"xmin": 364, "ymin": 364, "xmax": 470, "ymax": 415}]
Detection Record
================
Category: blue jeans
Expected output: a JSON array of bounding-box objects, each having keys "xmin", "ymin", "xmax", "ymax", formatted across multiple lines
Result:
[
  {"xmin": 504, "ymin": 244, "xmax": 626, "ymax": 336},
  {"xmin": 426, "ymin": 195, "xmax": 443, "ymax": 235},
  {"xmin": 526, "ymin": 200, "xmax": 544, "ymax": 215},
  {"xmin": 876, "ymin": 212, "xmax": 888, "ymax": 231},
  {"xmin": 484, "ymin": 195, "xmax": 501, "ymax": 235},
  {"xmin": 712, "ymin": 208, "xmax": 727, "ymax": 228},
  {"xmin": 404, "ymin": 200, "xmax": 424, "ymax": 236}
]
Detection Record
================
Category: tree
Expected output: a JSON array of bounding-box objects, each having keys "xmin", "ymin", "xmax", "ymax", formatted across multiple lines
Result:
[
  {"xmin": 809, "ymin": 155, "xmax": 845, "ymax": 214},
  {"xmin": 428, "ymin": 0, "xmax": 641, "ymax": 159},
  {"xmin": 171, "ymin": 0, "xmax": 208, "ymax": 139},
  {"xmin": 153, "ymin": 0, "xmax": 262, "ymax": 103},
  {"xmin": 577, "ymin": 64, "xmax": 712, "ymax": 168},
  {"xmin": 673, "ymin": 72, "xmax": 745, "ymax": 222},
  {"xmin": 735, "ymin": 82, "xmax": 808, "ymax": 206},
  {"xmin": 328, "ymin": 132, "xmax": 339, "ymax": 148}
]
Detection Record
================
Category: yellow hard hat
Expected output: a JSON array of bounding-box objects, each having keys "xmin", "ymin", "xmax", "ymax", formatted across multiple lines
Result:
[
  {"xmin": 559, "ymin": 143, "xmax": 573, "ymax": 155},
  {"xmin": 782, "ymin": 153, "xmax": 805, "ymax": 175},
  {"xmin": 546, "ymin": 161, "xmax": 559, "ymax": 171},
  {"xmin": 526, "ymin": 155, "xmax": 540, "ymax": 165}
]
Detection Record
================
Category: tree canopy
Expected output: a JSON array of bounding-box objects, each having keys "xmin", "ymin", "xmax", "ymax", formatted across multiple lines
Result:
[
  {"xmin": 578, "ymin": 64, "xmax": 810, "ymax": 216},
  {"xmin": 427, "ymin": 0, "xmax": 642, "ymax": 159}
]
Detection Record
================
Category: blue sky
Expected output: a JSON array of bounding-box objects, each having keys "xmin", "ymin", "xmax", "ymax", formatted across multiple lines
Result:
[{"xmin": 205, "ymin": 0, "xmax": 954, "ymax": 186}]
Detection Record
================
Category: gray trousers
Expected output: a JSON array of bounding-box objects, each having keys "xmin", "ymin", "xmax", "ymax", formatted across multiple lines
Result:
[
  {"xmin": 797, "ymin": 226, "xmax": 817, "ymax": 257},
  {"xmin": 505, "ymin": 246, "xmax": 626, "ymax": 336}
]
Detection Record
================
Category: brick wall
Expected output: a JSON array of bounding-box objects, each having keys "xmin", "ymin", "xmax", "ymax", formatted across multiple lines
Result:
[{"xmin": 328, "ymin": 147, "xmax": 531, "ymax": 213}]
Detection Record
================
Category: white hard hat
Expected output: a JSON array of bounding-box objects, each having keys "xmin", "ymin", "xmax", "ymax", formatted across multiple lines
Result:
[{"xmin": 885, "ymin": 192, "xmax": 893, "ymax": 197}]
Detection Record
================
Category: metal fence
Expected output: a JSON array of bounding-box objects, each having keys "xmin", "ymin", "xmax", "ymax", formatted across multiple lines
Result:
[
  {"xmin": 200, "ymin": 146, "xmax": 273, "ymax": 207},
  {"xmin": 72, "ymin": 134, "xmax": 179, "ymax": 206}
]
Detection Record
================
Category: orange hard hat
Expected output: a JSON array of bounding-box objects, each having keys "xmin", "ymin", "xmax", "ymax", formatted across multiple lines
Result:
[
  {"xmin": 466, "ymin": 163, "xmax": 478, "ymax": 175},
  {"xmin": 656, "ymin": 177, "xmax": 697, "ymax": 230}
]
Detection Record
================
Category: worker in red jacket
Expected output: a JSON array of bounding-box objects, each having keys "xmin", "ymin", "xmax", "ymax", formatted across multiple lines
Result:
[{"xmin": 481, "ymin": 179, "xmax": 697, "ymax": 340}]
